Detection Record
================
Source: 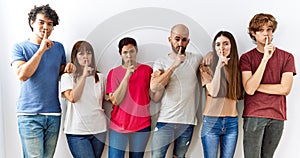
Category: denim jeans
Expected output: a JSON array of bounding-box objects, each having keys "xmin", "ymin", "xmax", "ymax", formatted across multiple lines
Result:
[
  {"xmin": 18, "ymin": 115, "xmax": 61, "ymax": 158},
  {"xmin": 201, "ymin": 116, "xmax": 238, "ymax": 158},
  {"xmin": 243, "ymin": 117, "xmax": 284, "ymax": 158},
  {"xmin": 108, "ymin": 126, "xmax": 151, "ymax": 158},
  {"xmin": 151, "ymin": 122, "xmax": 194, "ymax": 158},
  {"xmin": 66, "ymin": 132, "xmax": 106, "ymax": 158}
]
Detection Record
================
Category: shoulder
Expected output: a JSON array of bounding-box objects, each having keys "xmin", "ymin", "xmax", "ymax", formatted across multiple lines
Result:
[{"xmin": 275, "ymin": 48, "xmax": 294, "ymax": 56}]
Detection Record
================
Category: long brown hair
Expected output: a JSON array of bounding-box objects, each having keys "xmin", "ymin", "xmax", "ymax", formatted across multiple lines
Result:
[
  {"xmin": 70, "ymin": 41, "xmax": 99, "ymax": 83},
  {"xmin": 211, "ymin": 31, "xmax": 243, "ymax": 100}
]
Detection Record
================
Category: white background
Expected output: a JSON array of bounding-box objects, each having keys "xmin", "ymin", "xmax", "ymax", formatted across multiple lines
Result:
[{"xmin": 0, "ymin": 0, "xmax": 299, "ymax": 157}]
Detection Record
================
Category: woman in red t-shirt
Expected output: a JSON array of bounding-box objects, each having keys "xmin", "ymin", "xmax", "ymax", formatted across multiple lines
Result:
[{"xmin": 106, "ymin": 37, "xmax": 153, "ymax": 158}]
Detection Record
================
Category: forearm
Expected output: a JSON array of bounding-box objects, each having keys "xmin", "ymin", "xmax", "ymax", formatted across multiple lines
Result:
[
  {"xmin": 257, "ymin": 84, "xmax": 291, "ymax": 95},
  {"xmin": 150, "ymin": 67, "xmax": 175, "ymax": 92},
  {"xmin": 244, "ymin": 59, "xmax": 268, "ymax": 95},
  {"xmin": 14, "ymin": 50, "xmax": 44, "ymax": 81},
  {"xmin": 70, "ymin": 76, "xmax": 87, "ymax": 102},
  {"xmin": 206, "ymin": 67, "xmax": 222, "ymax": 97},
  {"xmin": 110, "ymin": 77, "xmax": 129, "ymax": 105}
]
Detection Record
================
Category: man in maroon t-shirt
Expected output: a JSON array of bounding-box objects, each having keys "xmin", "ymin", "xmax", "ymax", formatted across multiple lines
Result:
[{"xmin": 240, "ymin": 13, "xmax": 296, "ymax": 158}]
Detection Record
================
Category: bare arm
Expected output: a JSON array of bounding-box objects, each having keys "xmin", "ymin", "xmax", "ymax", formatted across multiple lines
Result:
[
  {"xmin": 12, "ymin": 30, "xmax": 53, "ymax": 81},
  {"xmin": 62, "ymin": 62, "xmax": 94, "ymax": 103},
  {"xmin": 109, "ymin": 65, "xmax": 135, "ymax": 105},
  {"xmin": 257, "ymin": 72, "xmax": 293, "ymax": 95},
  {"xmin": 205, "ymin": 52, "xmax": 229, "ymax": 97},
  {"xmin": 150, "ymin": 52, "xmax": 185, "ymax": 102},
  {"xmin": 243, "ymin": 37, "xmax": 276, "ymax": 95}
]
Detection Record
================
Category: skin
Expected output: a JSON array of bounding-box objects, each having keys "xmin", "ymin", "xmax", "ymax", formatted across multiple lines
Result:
[
  {"xmin": 109, "ymin": 44, "xmax": 137, "ymax": 105},
  {"xmin": 150, "ymin": 24, "xmax": 190, "ymax": 102},
  {"xmin": 242, "ymin": 24, "xmax": 293, "ymax": 96},
  {"xmin": 206, "ymin": 35, "xmax": 231, "ymax": 97},
  {"xmin": 63, "ymin": 47, "xmax": 94, "ymax": 103},
  {"xmin": 12, "ymin": 13, "xmax": 75, "ymax": 81}
]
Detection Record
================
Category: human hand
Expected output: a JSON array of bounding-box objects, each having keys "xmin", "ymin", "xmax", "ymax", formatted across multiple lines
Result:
[
  {"xmin": 40, "ymin": 30, "xmax": 53, "ymax": 52},
  {"xmin": 125, "ymin": 60, "xmax": 135, "ymax": 77},
  {"xmin": 218, "ymin": 50, "xmax": 230, "ymax": 68},
  {"xmin": 263, "ymin": 37, "xmax": 275, "ymax": 60},
  {"xmin": 82, "ymin": 60, "xmax": 94, "ymax": 77},
  {"xmin": 64, "ymin": 63, "xmax": 76, "ymax": 73},
  {"xmin": 172, "ymin": 47, "xmax": 185, "ymax": 68}
]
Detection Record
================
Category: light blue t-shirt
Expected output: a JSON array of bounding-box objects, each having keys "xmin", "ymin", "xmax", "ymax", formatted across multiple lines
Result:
[{"xmin": 11, "ymin": 40, "xmax": 66, "ymax": 113}]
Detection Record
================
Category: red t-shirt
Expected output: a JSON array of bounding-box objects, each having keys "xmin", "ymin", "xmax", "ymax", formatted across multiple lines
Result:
[
  {"xmin": 240, "ymin": 48, "xmax": 296, "ymax": 120},
  {"xmin": 106, "ymin": 64, "xmax": 152, "ymax": 132}
]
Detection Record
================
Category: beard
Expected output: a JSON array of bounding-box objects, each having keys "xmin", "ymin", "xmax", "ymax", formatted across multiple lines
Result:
[{"xmin": 172, "ymin": 45, "xmax": 186, "ymax": 54}]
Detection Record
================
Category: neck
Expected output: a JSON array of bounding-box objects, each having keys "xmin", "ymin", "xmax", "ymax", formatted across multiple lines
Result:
[{"xmin": 29, "ymin": 34, "xmax": 42, "ymax": 44}]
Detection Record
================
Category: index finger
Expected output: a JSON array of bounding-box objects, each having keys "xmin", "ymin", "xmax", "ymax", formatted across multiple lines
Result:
[
  {"xmin": 179, "ymin": 46, "xmax": 183, "ymax": 54},
  {"xmin": 43, "ymin": 30, "xmax": 48, "ymax": 40},
  {"xmin": 265, "ymin": 37, "xmax": 269, "ymax": 46}
]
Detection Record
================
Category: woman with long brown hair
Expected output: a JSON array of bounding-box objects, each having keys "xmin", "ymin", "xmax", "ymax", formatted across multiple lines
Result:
[{"xmin": 200, "ymin": 31, "xmax": 243, "ymax": 158}]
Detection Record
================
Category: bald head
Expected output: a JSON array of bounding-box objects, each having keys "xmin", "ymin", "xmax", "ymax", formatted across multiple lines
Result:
[{"xmin": 171, "ymin": 24, "xmax": 189, "ymax": 37}]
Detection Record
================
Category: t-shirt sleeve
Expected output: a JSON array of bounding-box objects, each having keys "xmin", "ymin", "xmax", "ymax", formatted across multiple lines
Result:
[
  {"xmin": 283, "ymin": 53, "xmax": 297, "ymax": 75},
  {"xmin": 240, "ymin": 53, "xmax": 251, "ymax": 72},
  {"xmin": 10, "ymin": 43, "xmax": 26, "ymax": 65},
  {"xmin": 60, "ymin": 73, "xmax": 73, "ymax": 96},
  {"xmin": 152, "ymin": 59, "xmax": 164, "ymax": 72},
  {"xmin": 106, "ymin": 69, "xmax": 118, "ymax": 94}
]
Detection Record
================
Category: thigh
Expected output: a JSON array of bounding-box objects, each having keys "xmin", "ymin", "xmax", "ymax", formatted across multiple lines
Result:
[
  {"xmin": 44, "ymin": 115, "xmax": 61, "ymax": 158},
  {"xmin": 109, "ymin": 129, "xmax": 128, "ymax": 158},
  {"xmin": 151, "ymin": 123, "xmax": 174, "ymax": 158},
  {"xmin": 220, "ymin": 117, "xmax": 238, "ymax": 158},
  {"xmin": 128, "ymin": 126, "xmax": 151, "ymax": 158},
  {"xmin": 201, "ymin": 116, "xmax": 221, "ymax": 158},
  {"xmin": 66, "ymin": 134, "xmax": 95, "ymax": 158},
  {"xmin": 18, "ymin": 115, "xmax": 45, "ymax": 158},
  {"xmin": 173, "ymin": 124, "xmax": 194, "ymax": 158},
  {"xmin": 243, "ymin": 117, "xmax": 267, "ymax": 158},
  {"xmin": 92, "ymin": 132, "xmax": 107, "ymax": 158},
  {"xmin": 261, "ymin": 120, "xmax": 284, "ymax": 158}
]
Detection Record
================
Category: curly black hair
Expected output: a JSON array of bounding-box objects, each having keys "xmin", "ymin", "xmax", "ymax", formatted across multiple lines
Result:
[{"xmin": 28, "ymin": 4, "xmax": 59, "ymax": 31}]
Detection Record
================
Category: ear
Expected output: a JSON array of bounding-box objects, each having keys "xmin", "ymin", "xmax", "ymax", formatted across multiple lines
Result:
[
  {"xmin": 250, "ymin": 31, "xmax": 256, "ymax": 37},
  {"xmin": 168, "ymin": 36, "xmax": 171, "ymax": 42}
]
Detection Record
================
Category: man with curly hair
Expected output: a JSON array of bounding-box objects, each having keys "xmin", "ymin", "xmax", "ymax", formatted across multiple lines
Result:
[{"xmin": 10, "ymin": 4, "xmax": 74, "ymax": 157}]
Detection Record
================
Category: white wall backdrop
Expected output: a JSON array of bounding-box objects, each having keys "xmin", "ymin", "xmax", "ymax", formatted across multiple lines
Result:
[{"xmin": 1, "ymin": 0, "xmax": 299, "ymax": 157}]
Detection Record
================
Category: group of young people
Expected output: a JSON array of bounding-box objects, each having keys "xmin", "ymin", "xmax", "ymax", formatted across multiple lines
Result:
[{"xmin": 10, "ymin": 4, "xmax": 296, "ymax": 158}]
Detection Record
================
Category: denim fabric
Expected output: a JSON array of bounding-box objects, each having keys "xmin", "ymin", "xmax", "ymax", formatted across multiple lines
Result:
[
  {"xmin": 151, "ymin": 122, "xmax": 194, "ymax": 158},
  {"xmin": 108, "ymin": 126, "xmax": 151, "ymax": 158},
  {"xmin": 17, "ymin": 115, "xmax": 61, "ymax": 158},
  {"xmin": 201, "ymin": 116, "xmax": 238, "ymax": 158},
  {"xmin": 66, "ymin": 132, "xmax": 106, "ymax": 158},
  {"xmin": 243, "ymin": 117, "xmax": 284, "ymax": 158}
]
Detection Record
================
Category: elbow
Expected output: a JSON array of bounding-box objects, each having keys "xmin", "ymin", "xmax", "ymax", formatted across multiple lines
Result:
[
  {"xmin": 245, "ymin": 89, "xmax": 255, "ymax": 95},
  {"xmin": 17, "ymin": 73, "xmax": 29, "ymax": 82},
  {"xmin": 281, "ymin": 88, "xmax": 291, "ymax": 96}
]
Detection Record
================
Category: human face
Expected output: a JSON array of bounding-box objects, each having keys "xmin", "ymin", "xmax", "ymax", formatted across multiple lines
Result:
[
  {"xmin": 30, "ymin": 13, "xmax": 54, "ymax": 40},
  {"xmin": 169, "ymin": 31, "xmax": 190, "ymax": 54},
  {"xmin": 120, "ymin": 44, "xmax": 137, "ymax": 66},
  {"xmin": 215, "ymin": 35, "xmax": 231, "ymax": 57},
  {"xmin": 76, "ymin": 47, "xmax": 93, "ymax": 67},
  {"xmin": 252, "ymin": 24, "xmax": 273, "ymax": 46}
]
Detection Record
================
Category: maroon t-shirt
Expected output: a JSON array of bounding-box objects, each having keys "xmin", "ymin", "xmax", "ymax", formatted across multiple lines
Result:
[{"xmin": 240, "ymin": 48, "xmax": 296, "ymax": 120}]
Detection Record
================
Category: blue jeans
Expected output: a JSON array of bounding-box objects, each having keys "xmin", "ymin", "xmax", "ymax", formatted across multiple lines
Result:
[
  {"xmin": 151, "ymin": 122, "xmax": 194, "ymax": 158},
  {"xmin": 66, "ymin": 132, "xmax": 107, "ymax": 158},
  {"xmin": 243, "ymin": 117, "xmax": 284, "ymax": 158},
  {"xmin": 201, "ymin": 116, "xmax": 238, "ymax": 158},
  {"xmin": 18, "ymin": 115, "xmax": 61, "ymax": 158},
  {"xmin": 108, "ymin": 126, "xmax": 151, "ymax": 158}
]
